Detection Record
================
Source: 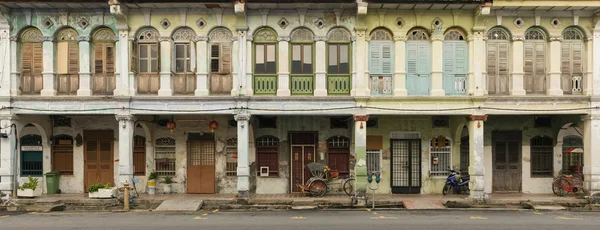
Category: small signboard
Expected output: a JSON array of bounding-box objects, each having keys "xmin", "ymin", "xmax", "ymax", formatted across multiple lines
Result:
[{"xmin": 21, "ymin": 146, "xmax": 42, "ymax": 151}]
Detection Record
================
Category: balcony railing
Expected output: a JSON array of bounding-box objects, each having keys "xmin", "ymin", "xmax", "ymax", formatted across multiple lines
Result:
[
  {"xmin": 254, "ymin": 74, "xmax": 278, "ymax": 95},
  {"xmin": 290, "ymin": 74, "xmax": 314, "ymax": 95},
  {"xmin": 370, "ymin": 75, "xmax": 392, "ymax": 96},
  {"xmin": 327, "ymin": 74, "xmax": 351, "ymax": 95}
]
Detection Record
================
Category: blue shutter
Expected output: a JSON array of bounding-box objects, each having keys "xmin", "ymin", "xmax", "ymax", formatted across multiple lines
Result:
[
  {"xmin": 381, "ymin": 43, "xmax": 393, "ymax": 74},
  {"xmin": 443, "ymin": 42, "xmax": 455, "ymax": 94},
  {"xmin": 443, "ymin": 41, "xmax": 468, "ymax": 95},
  {"xmin": 369, "ymin": 43, "xmax": 381, "ymax": 74},
  {"xmin": 417, "ymin": 42, "xmax": 430, "ymax": 95},
  {"xmin": 406, "ymin": 42, "xmax": 419, "ymax": 95},
  {"xmin": 455, "ymin": 42, "xmax": 468, "ymax": 94}
]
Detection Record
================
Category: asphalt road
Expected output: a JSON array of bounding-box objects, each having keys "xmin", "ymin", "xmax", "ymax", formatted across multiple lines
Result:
[{"xmin": 1, "ymin": 209, "xmax": 600, "ymax": 230}]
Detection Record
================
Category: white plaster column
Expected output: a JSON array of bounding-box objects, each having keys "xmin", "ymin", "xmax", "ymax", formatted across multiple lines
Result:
[
  {"xmin": 0, "ymin": 116, "xmax": 17, "ymax": 194},
  {"xmin": 276, "ymin": 36, "xmax": 291, "ymax": 96},
  {"xmin": 353, "ymin": 115, "xmax": 368, "ymax": 197},
  {"xmin": 468, "ymin": 115, "xmax": 487, "ymax": 202},
  {"xmin": 582, "ymin": 114, "xmax": 600, "ymax": 197},
  {"xmin": 314, "ymin": 36, "xmax": 328, "ymax": 96},
  {"xmin": 9, "ymin": 36, "xmax": 20, "ymax": 96},
  {"xmin": 583, "ymin": 37, "xmax": 593, "ymax": 95},
  {"xmin": 76, "ymin": 36, "xmax": 92, "ymax": 96},
  {"xmin": 430, "ymin": 33, "xmax": 445, "ymax": 96},
  {"xmin": 235, "ymin": 29, "xmax": 247, "ymax": 96},
  {"xmin": 114, "ymin": 29, "xmax": 130, "ymax": 96},
  {"xmin": 352, "ymin": 30, "xmax": 369, "ymax": 96},
  {"xmin": 235, "ymin": 113, "xmax": 251, "ymax": 199},
  {"xmin": 0, "ymin": 29, "xmax": 10, "ymax": 96},
  {"xmin": 547, "ymin": 37, "xmax": 563, "ymax": 96},
  {"xmin": 472, "ymin": 29, "xmax": 486, "ymax": 96},
  {"xmin": 194, "ymin": 36, "xmax": 209, "ymax": 96},
  {"xmin": 232, "ymin": 35, "xmax": 240, "ymax": 96},
  {"xmin": 467, "ymin": 36, "xmax": 475, "ymax": 95},
  {"xmin": 481, "ymin": 38, "xmax": 488, "ymax": 95},
  {"xmin": 245, "ymin": 35, "xmax": 253, "ymax": 96},
  {"xmin": 393, "ymin": 36, "xmax": 408, "ymax": 96},
  {"xmin": 40, "ymin": 36, "xmax": 57, "ymax": 96},
  {"xmin": 510, "ymin": 36, "xmax": 526, "ymax": 95},
  {"xmin": 116, "ymin": 114, "xmax": 136, "ymax": 185},
  {"xmin": 158, "ymin": 37, "xmax": 173, "ymax": 96}
]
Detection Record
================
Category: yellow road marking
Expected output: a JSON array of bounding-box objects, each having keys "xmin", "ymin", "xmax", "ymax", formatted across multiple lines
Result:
[
  {"xmin": 533, "ymin": 212, "xmax": 544, "ymax": 215},
  {"xmin": 369, "ymin": 216, "xmax": 398, "ymax": 220},
  {"xmin": 470, "ymin": 216, "xmax": 488, "ymax": 220},
  {"xmin": 212, "ymin": 209, "xmax": 219, "ymax": 213},
  {"xmin": 0, "ymin": 215, "xmax": 8, "ymax": 218},
  {"xmin": 366, "ymin": 208, "xmax": 371, "ymax": 211},
  {"xmin": 555, "ymin": 216, "xmax": 583, "ymax": 220},
  {"xmin": 28, "ymin": 212, "xmax": 38, "ymax": 214},
  {"xmin": 193, "ymin": 216, "xmax": 208, "ymax": 220},
  {"xmin": 373, "ymin": 212, "xmax": 378, "ymax": 215},
  {"xmin": 291, "ymin": 216, "xmax": 306, "ymax": 220},
  {"xmin": 202, "ymin": 213, "xmax": 208, "ymax": 216}
]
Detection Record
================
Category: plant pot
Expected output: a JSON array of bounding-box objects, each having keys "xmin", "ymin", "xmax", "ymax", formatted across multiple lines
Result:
[
  {"xmin": 88, "ymin": 187, "xmax": 117, "ymax": 199},
  {"xmin": 17, "ymin": 188, "xmax": 42, "ymax": 198},
  {"xmin": 163, "ymin": 184, "xmax": 172, "ymax": 194},
  {"xmin": 147, "ymin": 179, "xmax": 156, "ymax": 195}
]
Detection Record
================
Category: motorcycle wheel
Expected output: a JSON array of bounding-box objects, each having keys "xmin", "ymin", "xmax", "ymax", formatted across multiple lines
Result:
[{"xmin": 442, "ymin": 184, "xmax": 453, "ymax": 195}]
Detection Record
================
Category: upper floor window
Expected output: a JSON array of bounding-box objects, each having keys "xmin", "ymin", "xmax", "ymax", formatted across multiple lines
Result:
[
  {"xmin": 56, "ymin": 28, "xmax": 80, "ymax": 95},
  {"xmin": 254, "ymin": 28, "xmax": 277, "ymax": 74},
  {"xmin": 290, "ymin": 28, "xmax": 314, "ymax": 75},
  {"xmin": 134, "ymin": 27, "xmax": 160, "ymax": 94},
  {"xmin": 561, "ymin": 27, "xmax": 585, "ymax": 94},
  {"xmin": 486, "ymin": 27, "xmax": 510, "ymax": 95},
  {"xmin": 209, "ymin": 28, "xmax": 233, "ymax": 94},
  {"xmin": 92, "ymin": 28, "xmax": 116, "ymax": 95},
  {"xmin": 443, "ymin": 29, "xmax": 468, "ymax": 95},
  {"xmin": 326, "ymin": 28, "xmax": 352, "ymax": 95},
  {"xmin": 172, "ymin": 27, "xmax": 196, "ymax": 74},
  {"xmin": 406, "ymin": 28, "xmax": 431, "ymax": 96},
  {"xmin": 19, "ymin": 27, "xmax": 44, "ymax": 95},
  {"xmin": 369, "ymin": 28, "xmax": 393, "ymax": 96},
  {"xmin": 524, "ymin": 27, "xmax": 548, "ymax": 94}
]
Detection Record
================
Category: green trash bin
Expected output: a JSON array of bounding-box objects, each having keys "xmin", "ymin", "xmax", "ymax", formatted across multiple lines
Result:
[{"xmin": 45, "ymin": 171, "xmax": 60, "ymax": 195}]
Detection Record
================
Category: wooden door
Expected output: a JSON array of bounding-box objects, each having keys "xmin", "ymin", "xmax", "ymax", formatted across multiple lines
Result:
[
  {"xmin": 391, "ymin": 139, "xmax": 421, "ymax": 194},
  {"xmin": 289, "ymin": 132, "xmax": 317, "ymax": 193},
  {"xmin": 492, "ymin": 131, "xmax": 522, "ymax": 192},
  {"xmin": 187, "ymin": 140, "xmax": 215, "ymax": 194},
  {"xmin": 84, "ymin": 130, "xmax": 114, "ymax": 191}
]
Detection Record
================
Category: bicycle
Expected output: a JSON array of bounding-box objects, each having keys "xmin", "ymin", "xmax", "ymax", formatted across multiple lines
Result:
[
  {"xmin": 297, "ymin": 163, "xmax": 355, "ymax": 197},
  {"xmin": 552, "ymin": 165, "xmax": 584, "ymax": 196}
]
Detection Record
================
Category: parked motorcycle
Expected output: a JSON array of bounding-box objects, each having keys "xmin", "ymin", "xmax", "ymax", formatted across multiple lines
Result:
[{"xmin": 442, "ymin": 168, "xmax": 470, "ymax": 195}]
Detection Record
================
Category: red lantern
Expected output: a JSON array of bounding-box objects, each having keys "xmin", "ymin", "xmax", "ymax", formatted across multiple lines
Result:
[
  {"xmin": 209, "ymin": 120, "xmax": 219, "ymax": 133},
  {"xmin": 166, "ymin": 120, "xmax": 176, "ymax": 132}
]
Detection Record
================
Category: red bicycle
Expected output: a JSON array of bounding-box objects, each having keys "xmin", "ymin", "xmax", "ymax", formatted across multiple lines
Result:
[{"xmin": 552, "ymin": 164, "xmax": 584, "ymax": 196}]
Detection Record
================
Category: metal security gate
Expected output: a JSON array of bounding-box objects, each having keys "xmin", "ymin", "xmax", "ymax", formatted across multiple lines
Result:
[
  {"xmin": 187, "ymin": 133, "xmax": 215, "ymax": 194},
  {"xmin": 391, "ymin": 139, "xmax": 421, "ymax": 194}
]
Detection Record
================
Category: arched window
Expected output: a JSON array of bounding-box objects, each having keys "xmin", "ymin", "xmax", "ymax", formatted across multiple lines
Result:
[
  {"xmin": 20, "ymin": 134, "xmax": 43, "ymax": 176},
  {"xmin": 561, "ymin": 27, "xmax": 585, "ymax": 94},
  {"xmin": 327, "ymin": 136, "xmax": 350, "ymax": 177},
  {"xmin": 208, "ymin": 28, "xmax": 233, "ymax": 94},
  {"xmin": 290, "ymin": 28, "xmax": 315, "ymax": 95},
  {"xmin": 530, "ymin": 136, "xmax": 553, "ymax": 177},
  {"xmin": 52, "ymin": 135, "xmax": 73, "ymax": 175},
  {"xmin": 20, "ymin": 28, "xmax": 44, "ymax": 95},
  {"xmin": 524, "ymin": 27, "xmax": 547, "ymax": 94},
  {"xmin": 253, "ymin": 28, "xmax": 278, "ymax": 95},
  {"xmin": 134, "ymin": 27, "xmax": 161, "ymax": 94},
  {"xmin": 486, "ymin": 27, "xmax": 510, "ymax": 95},
  {"xmin": 92, "ymin": 28, "xmax": 116, "ymax": 95},
  {"xmin": 327, "ymin": 28, "xmax": 352, "ymax": 95},
  {"xmin": 430, "ymin": 136, "xmax": 452, "ymax": 176},
  {"xmin": 225, "ymin": 138, "xmax": 238, "ymax": 176},
  {"xmin": 562, "ymin": 135, "xmax": 583, "ymax": 174},
  {"xmin": 256, "ymin": 136, "xmax": 279, "ymax": 177},
  {"xmin": 369, "ymin": 29, "xmax": 393, "ymax": 96},
  {"xmin": 155, "ymin": 138, "xmax": 176, "ymax": 176},
  {"xmin": 56, "ymin": 28, "xmax": 79, "ymax": 95},
  {"xmin": 172, "ymin": 27, "xmax": 197, "ymax": 95},
  {"xmin": 406, "ymin": 28, "xmax": 430, "ymax": 95},
  {"xmin": 133, "ymin": 135, "xmax": 146, "ymax": 175},
  {"xmin": 443, "ymin": 29, "xmax": 468, "ymax": 95}
]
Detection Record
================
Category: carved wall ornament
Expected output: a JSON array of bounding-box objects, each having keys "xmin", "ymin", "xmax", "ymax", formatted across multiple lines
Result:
[
  {"xmin": 327, "ymin": 28, "xmax": 351, "ymax": 41},
  {"xmin": 512, "ymin": 36, "xmax": 525, "ymax": 41},
  {"xmin": 93, "ymin": 28, "xmax": 116, "ymax": 41},
  {"xmin": 41, "ymin": 36, "xmax": 55, "ymax": 42},
  {"xmin": 172, "ymin": 27, "xmax": 196, "ymax": 41},
  {"xmin": 313, "ymin": 36, "xmax": 327, "ymax": 42},
  {"xmin": 208, "ymin": 27, "xmax": 233, "ymax": 42},
  {"xmin": 550, "ymin": 18, "xmax": 561, "ymax": 28},
  {"xmin": 395, "ymin": 17, "xmax": 405, "ymax": 29},
  {"xmin": 291, "ymin": 28, "xmax": 314, "ymax": 41},
  {"xmin": 57, "ymin": 28, "xmax": 78, "ymax": 41},
  {"xmin": 158, "ymin": 36, "xmax": 171, "ymax": 42},
  {"xmin": 76, "ymin": 36, "xmax": 90, "ymax": 42},
  {"xmin": 314, "ymin": 18, "xmax": 325, "ymax": 29},
  {"xmin": 278, "ymin": 17, "xmax": 289, "ymax": 29},
  {"xmin": 514, "ymin": 18, "xmax": 524, "ymax": 28},
  {"xmin": 393, "ymin": 36, "xmax": 407, "ymax": 42},
  {"xmin": 77, "ymin": 17, "xmax": 90, "ymax": 29},
  {"xmin": 20, "ymin": 28, "xmax": 43, "ymax": 42},
  {"xmin": 193, "ymin": 36, "xmax": 208, "ymax": 42},
  {"xmin": 277, "ymin": 36, "xmax": 290, "ymax": 42},
  {"xmin": 160, "ymin": 18, "xmax": 171, "ymax": 30},
  {"xmin": 196, "ymin": 18, "xmax": 207, "ymax": 29},
  {"xmin": 431, "ymin": 17, "xmax": 443, "ymax": 31},
  {"xmin": 42, "ymin": 17, "xmax": 54, "ymax": 29},
  {"xmin": 137, "ymin": 27, "xmax": 160, "ymax": 41}
]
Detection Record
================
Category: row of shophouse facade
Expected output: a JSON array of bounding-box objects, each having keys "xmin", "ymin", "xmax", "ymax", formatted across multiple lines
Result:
[{"xmin": 0, "ymin": 0, "xmax": 599, "ymax": 201}]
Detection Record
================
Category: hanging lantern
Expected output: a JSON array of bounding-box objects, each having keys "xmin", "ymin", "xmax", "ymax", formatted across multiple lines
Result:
[
  {"xmin": 209, "ymin": 120, "xmax": 219, "ymax": 133},
  {"xmin": 166, "ymin": 120, "xmax": 176, "ymax": 132}
]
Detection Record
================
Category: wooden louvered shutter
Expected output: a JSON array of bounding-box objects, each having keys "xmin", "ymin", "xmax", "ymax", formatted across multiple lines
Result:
[
  {"xmin": 486, "ymin": 43, "xmax": 497, "ymax": 94},
  {"xmin": 21, "ymin": 43, "xmax": 33, "ymax": 93},
  {"xmin": 32, "ymin": 43, "xmax": 44, "ymax": 93},
  {"xmin": 454, "ymin": 42, "xmax": 468, "ymax": 93},
  {"xmin": 443, "ymin": 42, "xmax": 455, "ymax": 94},
  {"xmin": 369, "ymin": 43, "xmax": 381, "ymax": 74},
  {"xmin": 68, "ymin": 42, "xmax": 80, "ymax": 93},
  {"xmin": 417, "ymin": 42, "xmax": 430, "ymax": 95},
  {"xmin": 94, "ymin": 43, "xmax": 104, "ymax": 74},
  {"xmin": 497, "ymin": 43, "xmax": 509, "ymax": 94},
  {"xmin": 561, "ymin": 43, "xmax": 572, "ymax": 93},
  {"xmin": 406, "ymin": 42, "xmax": 418, "ymax": 95},
  {"xmin": 533, "ymin": 43, "xmax": 546, "ymax": 93},
  {"xmin": 131, "ymin": 42, "xmax": 138, "ymax": 73},
  {"xmin": 221, "ymin": 43, "xmax": 231, "ymax": 74},
  {"xmin": 381, "ymin": 43, "xmax": 392, "ymax": 74},
  {"xmin": 524, "ymin": 43, "xmax": 534, "ymax": 93}
]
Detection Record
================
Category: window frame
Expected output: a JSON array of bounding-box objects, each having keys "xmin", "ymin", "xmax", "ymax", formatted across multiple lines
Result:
[
  {"xmin": 133, "ymin": 135, "xmax": 146, "ymax": 176},
  {"xmin": 562, "ymin": 135, "xmax": 583, "ymax": 174},
  {"xmin": 530, "ymin": 136, "xmax": 554, "ymax": 178},
  {"xmin": 51, "ymin": 135, "xmax": 74, "ymax": 175},
  {"xmin": 366, "ymin": 149, "xmax": 382, "ymax": 175},
  {"xmin": 20, "ymin": 134, "xmax": 44, "ymax": 177},
  {"xmin": 254, "ymin": 43, "xmax": 278, "ymax": 74},
  {"xmin": 429, "ymin": 135, "xmax": 452, "ymax": 177},
  {"xmin": 174, "ymin": 42, "xmax": 191, "ymax": 74},
  {"xmin": 327, "ymin": 136, "xmax": 351, "ymax": 178},
  {"xmin": 327, "ymin": 43, "xmax": 351, "ymax": 74},
  {"xmin": 154, "ymin": 137, "xmax": 177, "ymax": 177},
  {"xmin": 485, "ymin": 27, "xmax": 511, "ymax": 95},
  {"xmin": 255, "ymin": 136, "xmax": 279, "ymax": 177},
  {"xmin": 225, "ymin": 138, "xmax": 238, "ymax": 177}
]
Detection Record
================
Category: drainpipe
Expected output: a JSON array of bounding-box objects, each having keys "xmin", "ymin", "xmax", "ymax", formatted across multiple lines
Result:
[{"xmin": 11, "ymin": 123, "xmax": 17, "ymax": 197}]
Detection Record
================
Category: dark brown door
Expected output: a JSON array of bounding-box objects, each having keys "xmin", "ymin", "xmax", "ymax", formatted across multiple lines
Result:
[
  {"xmin": 290, "ymin": 132, "xmax": 317, "ymax": 193},
  {"xmin": 492, "ymin": 131, "xmax": 522, "ymax": 192},
  {"xmin": 187, "ymin": 140, "xmax": 215, "ymax": 194},
  {"xmin": 84, "ymin": 130, "xmax": 114, "ymax": 191}
]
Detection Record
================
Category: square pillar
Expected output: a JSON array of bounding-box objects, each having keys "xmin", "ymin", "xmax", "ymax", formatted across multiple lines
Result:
[
  {"xmin": 472, "ymin": 29, "xmax": 486, "ymax": 96},
  {"xmin": 158, "ymin": 37, "xmax": 173, "ymax": 96},
  {"xmin": 314, "ymin": 36, "xmax": 328, "ymax": 96},
  {"xmin": 430, "ymin": 33, "xmax": 445, "ymax": 96},
  {"xmin": 114, "ymin": 29, "xmax": 130, "ymax": 96},
  {"xmin": 0, "ymin": 31, "xmax": 10, "ymax": 96},
  {"xmin": 547, "ymin": 37, "xmax": 563, "ymax": 96},
  {"xmin": 0, "ymin": 116, "xmax": 17, "ymax": 194},
  {"xmin": 583, "ymin": 37, "xmax": 593, "ymax": 95},
  {"xmin": 40, "ymin": 36, "xmax": 57, "ymax": 96},
  {"xmin": 245, "ymin": 35, "xmax": 253, "ymax": 96},
  {"xmin": 276, "ymin": 36, "xmax": 291, "ymax": 96},
  {"xmin": 510, "ymin": 37, "xmax": 526, "ymax": 96},
  {"xmin": 234, "ymin": 29, "xmax": 247, "ymax": 96},
  {"xmin": 582, "ymin": 115, "xmax": 600, "ymax": 197},
  {"xmin": 194, "ymin": 36, "xmax": 209, "ymax": 96},
  {"xmin": 353, "ymin": 115, "xmax": 368, "ymax": 198},
  {"xmin": 235, "ymin": 113, "xmax": 251, "ymax": 199},
  {"xmin": 77, "ymin": 36, "xmax": 93, "ymax": 96},
  {"xmin": 351, "ymin": 30, "xmax": 369, "ymax": 96},
  {"xmin": 592, "ymin": 29, "xmax": 600, "ymax": 96},
  {"xmin": 393, "ymin": 36, "xmax": 408, "ymax": 96},
  {"xmin": 116, "ymin": 115, "xmax": 136, "ymax": 185},
  {"xmin": 9, "ymin": 37, "xmax": 20, "ymax": 96},
  {"xmin": 467, "ymin": 115, "xmax": 487, "ymax": 203}
]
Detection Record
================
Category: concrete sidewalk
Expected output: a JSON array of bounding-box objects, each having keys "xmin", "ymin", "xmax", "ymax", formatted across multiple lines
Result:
[{"xmin": 3, "ymin": 193, "xmax": 591, "ymax": 212}]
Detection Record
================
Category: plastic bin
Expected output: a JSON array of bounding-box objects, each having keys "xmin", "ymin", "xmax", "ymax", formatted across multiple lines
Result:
[{"xmin": 45, "ymin": 171, "xmax": 60, "ymax": 195}]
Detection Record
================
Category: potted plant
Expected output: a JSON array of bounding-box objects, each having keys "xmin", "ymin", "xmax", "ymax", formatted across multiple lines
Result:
[
  {"xmin": 162, "ymin": 176, "xmax": 174, "ymax": 194},
  {"xmin": 88, "ymin": 183, "xmax": 116, "ymax": 199},
  {"xmin": 147, "ymin": 171, "xmax": 158, "ymax": 195},
  {"xmin": 17, "ymin": 176, "xmax": 42, "ymax": 198}
]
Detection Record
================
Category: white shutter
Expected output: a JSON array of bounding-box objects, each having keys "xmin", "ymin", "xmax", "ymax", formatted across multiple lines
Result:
[
  {"xmin": 524, "ymin": 42, "xmax": 534, "ymax": 93},
  {"xmin": 486, "ymin": 43, "xmax": 497, "ymax": 94}
]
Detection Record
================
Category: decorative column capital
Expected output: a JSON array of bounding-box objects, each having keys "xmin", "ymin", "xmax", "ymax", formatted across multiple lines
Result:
[
  {"xmin": 353, "ymin": 115, "xmax": 369, "ymax": 122},
  {"xmin": 115, "ymin": 114, "xmax": 136, "ymax": 122},
  {"xmin": 467, "ymin": 114, "xmax": 488, "ymax": 122},
  {"xmin": 41, "ymin": 36, "xmax": 55, "ymax": 42},
  {"xmin": 393, "ymin": 36, "xmax": 407, "ymax": 42},
  {"xmin": 194, "ymin": 36, "xmax": 208, "ymax": 42},
  {"xmin": 158, "ymin": 36, "xmax": 171, "ymax": 42},
  {"xmin": 581, "ymin": 114, "xmax": 600, "ymax": 121},
  {"xmin": 9, "ymin": 36, "xmax": 18, "ymax": 42},
  {"xmin": 430, "ymin": 34, "xmax": 444, "ymax": 41},
  {"xmin": 234, "ymin": 113, "xmax": 251, "ymax": 121},
  {"xmin": 277, "ymin": 36, "xmax": 290, "ymax": 42},
  {"xmin": 314, "ymin": 36, "xmax": 328, "ymax": 42},
  {"xmin": 246, "ymin": 35, "xmax": 253, "ymax": 42},
  {"xmin": 511, "ymin": 36, "xmax": 525, "ymax": 41},
  {"xmin": 550, "ymin": 36, "xmax": 563, "ymax": 41},
  {"xmin": 76, "ymin": 35, "xmax": 90, "ymax": 42}
]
